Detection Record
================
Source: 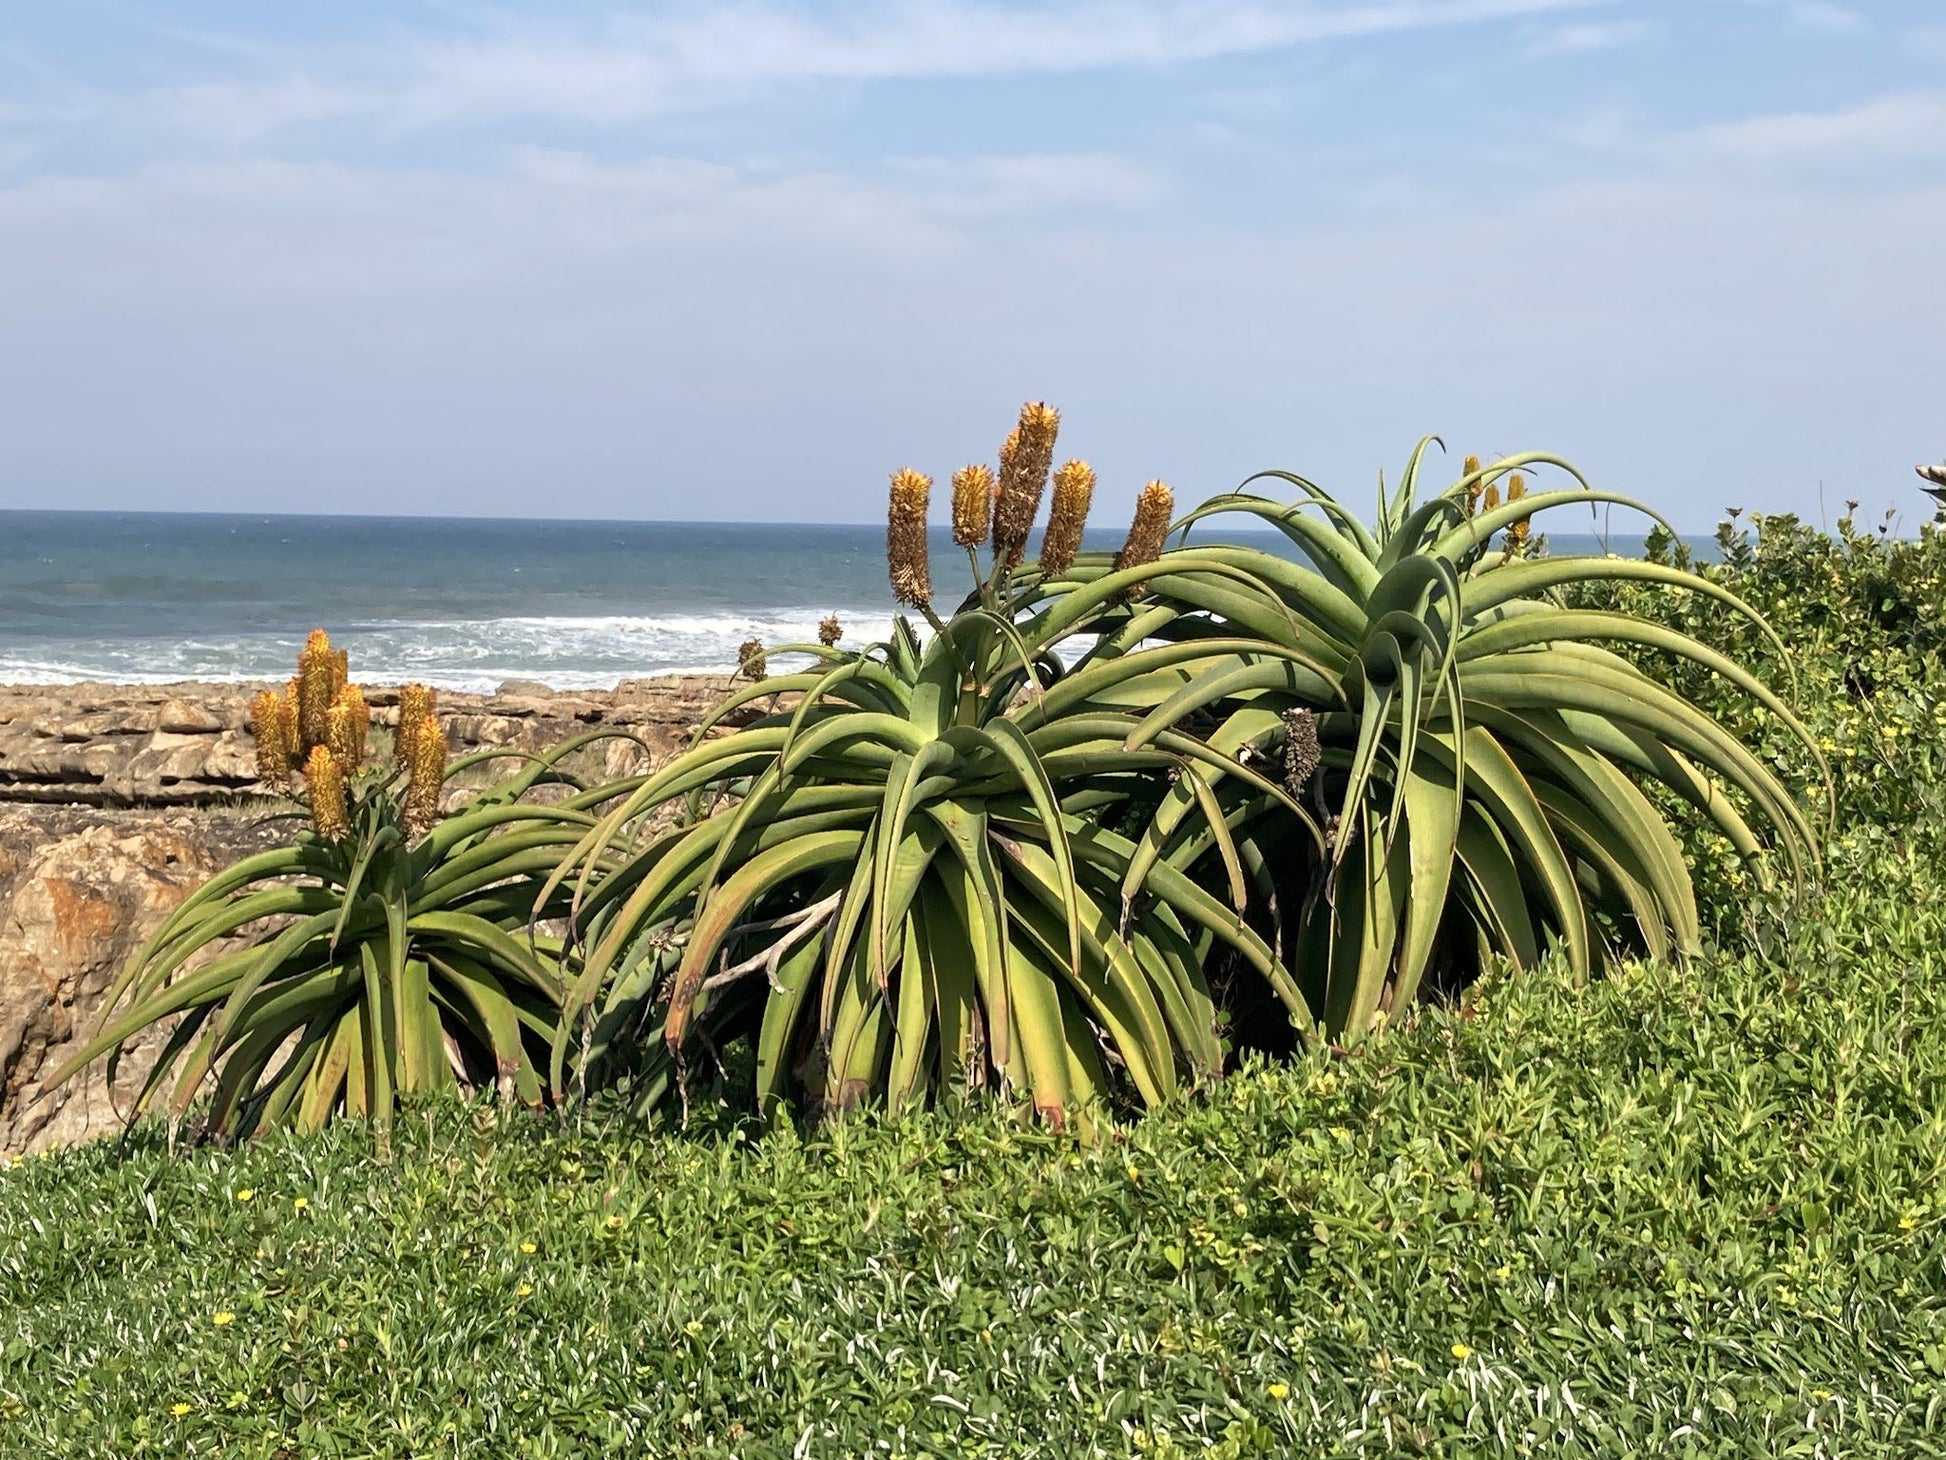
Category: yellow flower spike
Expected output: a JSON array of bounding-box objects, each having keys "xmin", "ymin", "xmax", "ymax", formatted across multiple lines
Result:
[
  {"xmin": 1462, "ymin": 455, "xmax": 1483, "ymax": 516},
  {"xmin": 1038, "ymin": 459, "xmax": 1096, "ymax": 578},
  {"xmin": 395, "ymin": 683, "xmax": 435, "ymax": 766},
  {"xmin": 331, "ymin": 682, "xmax": 369, "ymax": 769},
  {"xmin": 249, "ymin": 690, "xmax": 297, "ymax": 787},
  {"xmin": 295, "ymin": 629, "xmax": 337, "ymax": 753},
  {"xmin": 886, "ymin": 468, "xmax": 934, "ymax": 608},
  {"xmin": 992, "ymin": 402, "xmax": 1060, "ymax": 568},
  {"xmin": 1115, "ymin": 480, "xmax": 1175, "ymax": 577},
  {"xmin": 1483, "ymin": 484, "xmax": 1501, "ymax": 512},
  {"xmin": 950, "ymin": 463, "xmax": 995, "ymax": 550},
  {"xmin": 404, "ymin": 712, "xmax": 448, "ymax": 834},
  {"xmin": 305, "ymin": 745, "xmax": 350, "ymax": 840}
]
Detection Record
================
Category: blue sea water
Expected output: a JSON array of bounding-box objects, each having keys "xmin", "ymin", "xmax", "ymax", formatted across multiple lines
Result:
[{"xmin": 0, "ymin": 512, "xmax": 1705, "ymax": 692}]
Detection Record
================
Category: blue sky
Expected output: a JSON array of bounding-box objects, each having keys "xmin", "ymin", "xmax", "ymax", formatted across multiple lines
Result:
[{"xmin": 0, "ymin": 1, "xmax": 1940, "ymax": 529}]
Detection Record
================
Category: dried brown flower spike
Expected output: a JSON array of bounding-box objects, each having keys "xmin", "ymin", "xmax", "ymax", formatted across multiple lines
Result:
[
  {"xmin": 887, "ymin": 468, "xmax": 933, "ymax": 608},
  {"xmin": 1282, "ymin": 708, "xmax": 1321, "ymax": 796},
  {"xmin": 1115, "ymin": 480, "xmax": 1174, "ymax": 576},
  {"xmin": 818, "ymin": 613, "xmax": 843, "ymax": 648},
  {"xmin": 306, "ymin": 744, "xmax": 350, "ymax": 839},
  {"xmin": 1038, "ymin": 459, "xmax": 1096, "ymax": 578},
  {"xmin": 1462, "ymin": 455, "xmax": 1483, "ymax": 517},
  {"xmin": 951, "ymin": 464, "xmax": 995, "ymax": 549},
  {"xmin": 992, "ymin": 403, "xmax": 1060, "ymax": 568},
  {"xmin": 737, "ymin": 637, "xmax": 768, "ymax": 681}
]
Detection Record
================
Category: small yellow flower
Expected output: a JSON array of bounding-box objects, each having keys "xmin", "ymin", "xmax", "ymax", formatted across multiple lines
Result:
[
  {"xmin": 1900, "ymin": 1214, "xmax": 1919, "ymax": 1230},
  {"xmin": 1493, "ymin": 1265, "xmax": 1511, "ymax": 1280},
  {"xmin": 520, "ymin": 1241, "xmax": 537, "ymax": 1254},
  {"xmin": 683, "ymin": 1319, "xmax": 704, "ymax": 1337},
  {"xmin": 1126, "ymin": 1165, "xmax": 1142, "ymax": 1184},
  {"xmin": 1451, "ymin": 1342, "xmax": 1473, "ymax": 1360},
  {"xmin": 171, "ymin": 1403, "xmax": 192, "ymax": 1417},
  {"xmin": 291, "ymin": 1197, "xmax": 308, "ymax": 1211},
  {"xmin": 1267, "ymin": 1382, "xmax": 1290, "ymax": 1402},
  {"xmin": 233, "ymin": 1187, "xmax": 255, "ymax": 1203},
  {"xmin": 516, "ymin": 1282, "xmax": 534, "ymax": 1298},
  {"xmin": 212, "ymin": 1311, "xmax": 236, "ymax": 1327}
]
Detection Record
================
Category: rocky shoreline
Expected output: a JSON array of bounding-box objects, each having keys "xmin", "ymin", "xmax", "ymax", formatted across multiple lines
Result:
[{"xmin": 0, "ymin": 675, "xmax": 747, "ymax": 1154}]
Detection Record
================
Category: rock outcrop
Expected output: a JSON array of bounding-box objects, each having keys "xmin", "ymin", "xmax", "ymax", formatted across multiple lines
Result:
[{"xmin": 0, "ymin": 676, "xmax": 750, "ymax": 1154}]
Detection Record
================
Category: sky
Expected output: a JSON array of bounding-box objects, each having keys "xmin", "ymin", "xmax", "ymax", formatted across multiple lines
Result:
[{"xmin": 0, "ymin": 0, "xmax": 1940, "ymax": 530}]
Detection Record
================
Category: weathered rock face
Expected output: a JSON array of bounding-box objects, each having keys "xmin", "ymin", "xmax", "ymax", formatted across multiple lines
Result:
[
  {"xmin": 0, "ymin": 676, "xmax": 742, "ymax": 806},
  {"xmin": 0, "ymin": 677, "xmax": 747, "ymax": 1153},
  {"xmin": 0, "ymin": 808, "xmax": 281, "ymax": 1154}
]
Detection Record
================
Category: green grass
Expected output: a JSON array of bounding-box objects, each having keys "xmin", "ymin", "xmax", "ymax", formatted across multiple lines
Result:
[{"xmin": 5, "ymin": 846, "xmax": 1944, "ymax": 1456}]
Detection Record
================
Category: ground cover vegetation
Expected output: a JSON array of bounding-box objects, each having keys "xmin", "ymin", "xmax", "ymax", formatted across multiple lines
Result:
[{"xmin": 9, "ymin": 428, "xmax": 1942, "ymax": 1452}]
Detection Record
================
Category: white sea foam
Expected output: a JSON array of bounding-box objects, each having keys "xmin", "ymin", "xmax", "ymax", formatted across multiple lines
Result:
[{"xmin": 0, "ymin": 608, "xmax": 904, "ymax": 693}]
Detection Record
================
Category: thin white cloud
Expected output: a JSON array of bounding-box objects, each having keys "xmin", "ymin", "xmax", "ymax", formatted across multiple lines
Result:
[
  {"xmin": 1691, "ymin": 91, "xmax": 1946, "ymax": 165},
  {"xmin": 1520, "ymin": 19, "xmax": 1651, "ymax": 59},
  {"xmin": 115, "ymin": 0, "xmax": 1591, "ymax": 140}
]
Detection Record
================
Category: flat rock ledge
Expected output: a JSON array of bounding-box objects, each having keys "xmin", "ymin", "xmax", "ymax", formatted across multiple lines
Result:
[{"xmin": 0, "ymin": 677, "xmax": 751, "ymax": 1154}]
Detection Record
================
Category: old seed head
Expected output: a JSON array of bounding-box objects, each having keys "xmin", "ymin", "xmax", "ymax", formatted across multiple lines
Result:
[
  {"xmin": 305, "ymin": 744, "xmax": 350, "ymax": 840},
  {"xmin": 886, "ymin": 467, "xmax": 934, "ymax": 608},
  {"xmin": 1038, "ymin": 459, "xmax": 1096, "ymax": 578},
  {"xmin": 249, "ymin": 690, "xmax": 297, "ymax": 787},
  {"xmin": 737, "ymin": 637, "xmax": 768, "ymax": 681},
  {"xmin": 404, "ymin": 713, "xmax": 447, "ymax": 834},
  {"xmin": 1282, "ymin": 708, "xmax": 1322, "ymax": 796},
  {"xmin": 991, "ymin": 403, "xmax": 1060, "ymax": 568},
  {"xmin": 396, "ymin": 683, "xmax": 436, "ymax": 766},
  {"xmin": 1114, "ymin": 480, "xmax": 1175, "ymax": 577},
  {"xmin": 296, "ymin": 629, "xmax": 337, "ymax": 753},
  {"xmin": 951, "ymin": 464, "xmax": 995, "ymax": 549},
  {"xmin": 818, "ymin": 613, "xmax": 843, "ymax": 648}
]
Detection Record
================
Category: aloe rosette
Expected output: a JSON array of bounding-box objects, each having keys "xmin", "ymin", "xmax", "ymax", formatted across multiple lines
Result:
[
  {"xmin": 551, "ymin": 609, "xmax": 1323, "ymax": 1125},
  {"xmin": 1024, "ymin": 442, "xmax": 1828, "ymax": 1039}
]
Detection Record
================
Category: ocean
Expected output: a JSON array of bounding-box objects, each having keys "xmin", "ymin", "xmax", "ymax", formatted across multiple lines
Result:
[{"xmin": 0, "ymin": 512, "xmax": 1700, "ymax": 692}]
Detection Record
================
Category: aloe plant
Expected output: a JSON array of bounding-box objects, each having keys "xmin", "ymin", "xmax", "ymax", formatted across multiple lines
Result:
[
  {"xmin": 1024, "ymin": 443, "xmax": 1827, "ymax": 1039},
  {"xmin": 49, "ymin": 638, "xmax": 622, "ymax": 1140},
  {"xmin": 551, "ymin": 407, "xmax": 1323, "ymax": 1124}
]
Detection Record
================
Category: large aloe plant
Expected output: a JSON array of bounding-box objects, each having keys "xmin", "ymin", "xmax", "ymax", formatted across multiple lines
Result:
[
  {"xmin": 1022, "ymin": 443, "xmax": 1827, "ymax": 1039},
  {"xmin": 551, "ymin": 409, "xmax": 1324, "ymax": 1124}
]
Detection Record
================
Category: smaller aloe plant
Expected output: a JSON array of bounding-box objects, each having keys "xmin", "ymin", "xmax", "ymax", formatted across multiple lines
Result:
[{"xmin": 51, "ymin": 632, "xmax": 614, "ymax": 1141}]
